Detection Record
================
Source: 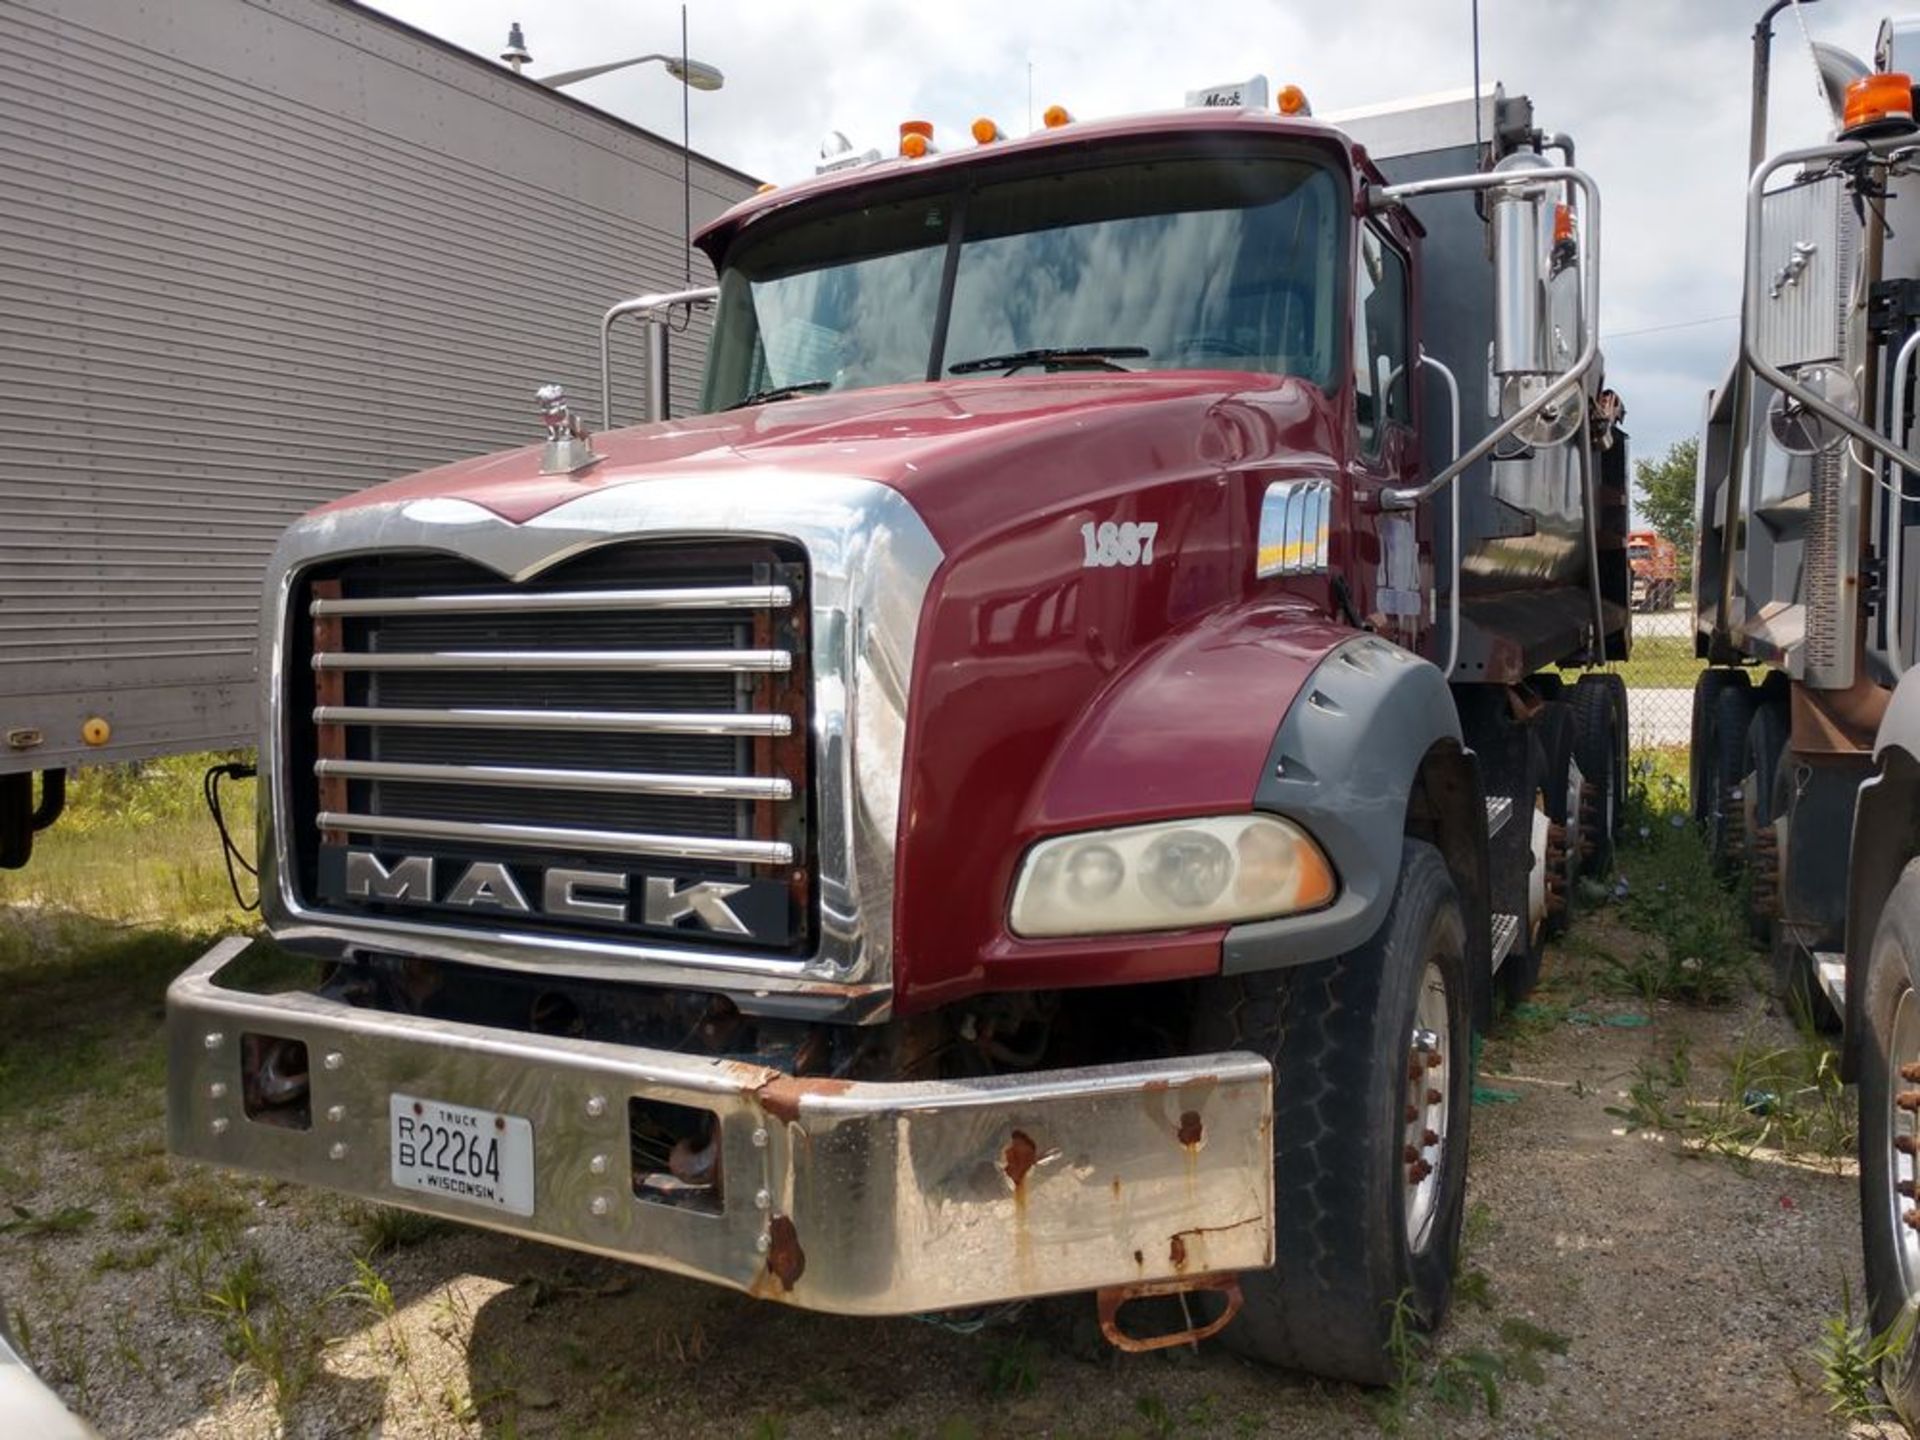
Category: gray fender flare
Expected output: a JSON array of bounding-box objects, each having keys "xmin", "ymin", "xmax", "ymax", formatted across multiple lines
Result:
[{"xmin": 1225, "ymin": 635, "xmax": 1465, "ymax": 974}]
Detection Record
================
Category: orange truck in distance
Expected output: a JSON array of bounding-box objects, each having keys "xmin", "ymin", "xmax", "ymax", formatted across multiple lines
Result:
[{"xmin": 1628, "ymin": 530, "xmax": 1677, "ymax": 611}]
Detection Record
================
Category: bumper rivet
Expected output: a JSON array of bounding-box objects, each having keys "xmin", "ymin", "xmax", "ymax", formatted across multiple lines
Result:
[
  {"xmin": 204, "ymin": 1031, "xmax": 224, "ymax": 1050},
  {"xmin": 754, "ymin": 1188, "xmax": 771, "ymax": 1211},
  {"xmin": 323, "ymin": 1052, "xmax": 344, "ymax": 1071},
  {"xmin": 589, "ymin": 1153, "xmax": 609, "ymax": 1175},
  {"xmin": 210, "ymin": 1117, "xmax": 229, "ymax": 1136},
  {"xmin": 751, "ymin": 1128, "xmax": 769, "ymax": 1149},
  {"xmin": 586, "ymin": 1094, "xmax": 607, "ymax": 1118},
  {"xmin": 208, "ymin": 1082, "xmax": 228, "ymax": 1100},
  {"xmin": 326, "ymin": 1105, "xmax": 346, "ymax": 1124},
  {"xmin": 755, "ymin": 1232, "xmax": 771, "ymax": 1254},
  {"xmin": 329, "ymin": 1142, "xmax": 347, "ymax": 1160},
  {"xmin": 590, "ymin": 1195, "xmax": 611, "ymax": 1217}
]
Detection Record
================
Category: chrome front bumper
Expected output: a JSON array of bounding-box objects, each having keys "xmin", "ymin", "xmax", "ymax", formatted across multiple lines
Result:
[{"xmin": 167, "ymin": 938, "xmax": 1275, "ymax": 1314}]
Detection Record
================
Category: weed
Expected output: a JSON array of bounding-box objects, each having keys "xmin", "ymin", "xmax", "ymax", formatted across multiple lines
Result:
[
  {"xmin": 164, "ymin": 1171, "xmax": 250, "ymax": 1241},
  {"xmin": 0, "ymin": 1203, "xmax": 95, "ymax": 1237},
  {"xmin": 197, "ymin": 1251, "xmax": 319, "ymax": 1419},
  {"xmin": 982, "ymin": 1331, "xmax": 1040, "ymax": 1397},
  {"xmin": 746, "ymin": 1414, "xmax": 792, "ymax": 1440},
  {"xmin": 1497, "ymin": 1316, "xmax": 1572, "ymax": 1384},
  {"xmin": 1813, "ymin": 1280, "xmax": 1906, "ymax": 1421},
  {"xmin": 334, "ymin": 1255, "xmax": 397, "ymax": 1319},
  {"xmin": 1604, "ymin": 1053, "xmax": 1688, "ymax": 1135},
  {"xmin": 1133, "ymin": 1392, "xmax": 1176, "ymax": 1440},
  {"xmin": 1609, "ymin": 750, "xmax": 1758, "ymax": 1005},
  {"xmin": 92, "ymin": 1240, "xmax": 168, "ymax": 1275},
  {"xmin": 1431, "ymin": 1347, "xmax": 1505, "ymax": 1416},
  {"xmin": 352, "ymin": 1202, "xmax": 449, "ymax": 1256}
]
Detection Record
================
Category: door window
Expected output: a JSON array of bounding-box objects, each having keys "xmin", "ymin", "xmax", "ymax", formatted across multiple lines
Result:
[{"xmin": 1352, "ymin": 226, "xmax": 1410, "ymax": 452}]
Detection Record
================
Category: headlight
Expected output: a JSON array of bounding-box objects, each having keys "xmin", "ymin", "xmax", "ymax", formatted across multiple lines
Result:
[{"xmin": 1009, "ymin": 815, "xmax": 1335, "ymax": 938}]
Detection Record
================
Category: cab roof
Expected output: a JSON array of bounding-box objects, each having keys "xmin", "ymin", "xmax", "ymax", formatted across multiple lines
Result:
[{"xmin": 693, "ymin": 106, "xmax": 1367, "ymax": 263}]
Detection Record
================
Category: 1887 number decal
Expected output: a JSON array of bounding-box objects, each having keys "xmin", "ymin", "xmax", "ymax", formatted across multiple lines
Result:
[{"xmin": 1081, "ymin": 520, "xmax": 1159, "ymax": 568}]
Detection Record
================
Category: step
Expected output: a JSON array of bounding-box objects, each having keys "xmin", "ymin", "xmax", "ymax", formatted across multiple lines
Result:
[
  {"xmin": 1486, "ymin": 795, "xmax": 1514, "ymax": 839},
  {"xmin": 1814, "ymin": 951, "xmax": 1847, "ymax": 1012},
  {"xmin": 1490, "ymin": 912, "xmax": 1522, "ymax": 972}
]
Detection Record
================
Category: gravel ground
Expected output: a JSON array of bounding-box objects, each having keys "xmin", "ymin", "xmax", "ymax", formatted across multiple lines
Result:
[{"xmin": 0, "ymin": 912, "xmax": 1903, "ymax": 1440}]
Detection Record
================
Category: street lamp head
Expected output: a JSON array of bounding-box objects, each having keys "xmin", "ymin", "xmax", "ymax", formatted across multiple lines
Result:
[
  {"xmin": 666, "ymin": 57, "xmax": 724, "ymax": 91},
  {"xmin": 500, "ymin": 22, "xmax": 531, "ymax": 71}
]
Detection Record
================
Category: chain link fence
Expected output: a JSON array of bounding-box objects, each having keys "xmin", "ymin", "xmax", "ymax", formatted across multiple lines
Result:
[{"xmin": 1609, "ymin": 601, "xmax": 1702, "ymax": 754}]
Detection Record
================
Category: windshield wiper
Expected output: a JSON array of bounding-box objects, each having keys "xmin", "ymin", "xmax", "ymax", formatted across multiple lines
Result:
[
  {"xmin": 728, "ymin": 380, "xmax": 832, "ymax": 410},
  {"xmin": 947, "ymin": 345, "xmax": 1149, "ymax": 376}
]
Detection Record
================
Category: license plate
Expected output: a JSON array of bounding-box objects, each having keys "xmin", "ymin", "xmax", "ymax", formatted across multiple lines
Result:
[{"xmin": 389, "ymin": 1093, "xmax": 535, "ymax": 1216}]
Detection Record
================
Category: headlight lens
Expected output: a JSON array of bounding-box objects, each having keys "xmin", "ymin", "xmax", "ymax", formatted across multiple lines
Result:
[{"xmin": 1009, "ymin": 815, "xmax": 1335, "ymax": 938}]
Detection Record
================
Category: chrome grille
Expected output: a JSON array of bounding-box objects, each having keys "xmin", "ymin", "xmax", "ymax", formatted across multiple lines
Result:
[{"xmin": 289, "ymin": 543, "xmax": 811, "ymax": 953}]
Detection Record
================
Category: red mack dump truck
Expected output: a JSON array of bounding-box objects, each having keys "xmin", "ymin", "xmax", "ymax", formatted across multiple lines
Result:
[
  {"xmin": 166, "ymin": 80, "xmax": 1630, "ymax": 1379},
  {"xmin": 1628, "ymin": 529, "xmax": 1678, "ymax": 611},
  {"xmin": 1693, "ymin": 5, "xmax": 1920, "ymax": 1420}
]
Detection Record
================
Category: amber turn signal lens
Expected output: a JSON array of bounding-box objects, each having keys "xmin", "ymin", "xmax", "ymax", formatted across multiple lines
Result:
[
  {"xmin": 1553, "ymin": 202, "xmax": 1575, "ymax": 245},
  {"xmin": 1842, "ymin": 71, "xmax": 1915, "ymax": 135},
  {"xmin": 1276, "ymin": 84, "xmax": 1309, "ymax": 116},
  {"xmin": 1042, "ymin": 103, "xmax": 1072, "ymax": 129}
]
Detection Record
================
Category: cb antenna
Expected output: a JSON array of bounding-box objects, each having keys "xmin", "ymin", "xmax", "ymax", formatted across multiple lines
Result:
[{"xmin": 1472, "ymin": 0, "xmax": 1484, "ymax": 162}]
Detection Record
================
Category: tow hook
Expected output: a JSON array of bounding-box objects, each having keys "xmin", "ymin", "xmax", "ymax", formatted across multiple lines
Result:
[{"xmin": 1094, "ymin": 1273, "xmax": 1243, "ymax": 1353}]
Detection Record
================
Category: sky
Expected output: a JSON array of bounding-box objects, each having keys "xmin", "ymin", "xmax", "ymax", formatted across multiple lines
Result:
[{"xmin": 372, "ymin": 0, "xmax": 1896, "ymax": 482}]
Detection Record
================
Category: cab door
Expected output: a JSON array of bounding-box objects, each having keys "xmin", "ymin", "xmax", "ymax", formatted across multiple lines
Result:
[{"xmin": 1347, "ymin": 223, "xmax": 1428, "ymax": 654}]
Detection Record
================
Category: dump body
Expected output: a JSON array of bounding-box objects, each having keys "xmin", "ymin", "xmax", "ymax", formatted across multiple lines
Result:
[{"xmin": 0, "ymin": 0, "xmax": 753, "ymax": 788}]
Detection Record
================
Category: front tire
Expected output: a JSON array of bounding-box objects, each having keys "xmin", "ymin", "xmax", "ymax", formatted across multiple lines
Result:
[
  {"xmin": 1858, "ymin": 862, "xmax": 1920, "ymax": 1425},
  {"xmin": 1193, "ymin": 840, "xmax": 1471, "ymax": 1385}
]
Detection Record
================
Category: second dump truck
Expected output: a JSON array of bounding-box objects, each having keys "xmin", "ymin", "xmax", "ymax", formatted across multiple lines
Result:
[
  {"xmin": 166, "ymin": 79, "xmax": 1629, "ymax": 1377},
  {"xmin": 1694, "ymin": 3, "xmax": 1920, "ymax": 1422}
]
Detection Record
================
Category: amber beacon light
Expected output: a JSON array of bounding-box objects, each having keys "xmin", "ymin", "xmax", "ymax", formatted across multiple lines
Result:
[
  {"xmin": 899, "ymin": 119, "xmax": 934, "ymax": 157},
  {"xmin": 1842, "ymin": 71, "xmax": 1916, "ymax": 137}
]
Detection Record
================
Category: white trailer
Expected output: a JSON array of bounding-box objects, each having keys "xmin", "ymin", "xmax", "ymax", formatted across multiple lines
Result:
[{"xmin": 0, "ymin": 0, "xmax": 754, "ymax": 864}]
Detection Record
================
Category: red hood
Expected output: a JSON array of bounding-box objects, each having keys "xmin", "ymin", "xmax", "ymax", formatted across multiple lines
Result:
[{"xmin": 319, "ymin": 372, "xmax": 1336, "ymax": 547}]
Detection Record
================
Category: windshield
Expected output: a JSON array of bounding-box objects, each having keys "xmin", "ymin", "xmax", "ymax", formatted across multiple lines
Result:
[{"xmin": 701, "ymin": 148, "xmax": 1343, "ymax": 411}]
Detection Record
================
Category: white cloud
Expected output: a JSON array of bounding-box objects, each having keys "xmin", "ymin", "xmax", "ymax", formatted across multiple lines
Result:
[{"xmin": 372, "ymin": 0, "xmax": 1894, "ymax": 473}]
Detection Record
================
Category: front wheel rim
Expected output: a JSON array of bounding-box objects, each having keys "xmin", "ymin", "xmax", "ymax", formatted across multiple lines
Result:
[
  {"xmin": 1887, "ymin": 983, "xmax": 1920, "ymax": 1299},
  {"xmin": 1404, "ymin": 960, "xmax": 1452, "ymax": 1252}
]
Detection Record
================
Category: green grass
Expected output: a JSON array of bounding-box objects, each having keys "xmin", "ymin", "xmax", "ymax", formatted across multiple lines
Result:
[
  {"xmin": 1561, "ymin": 633, "xmax": 1707, "ymax": 691},
  {"xmin": 0, "ymin": 751, "xmax": 258, "ymax": 925},
  {"xmin": 0, "ymin": 752, "xmax": 266, "ymax": 1127}
]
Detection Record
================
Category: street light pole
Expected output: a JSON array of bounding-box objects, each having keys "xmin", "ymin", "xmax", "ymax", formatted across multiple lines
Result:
[
  {"xmin": 511, "ymin": 26, "xmax": 724, "ymax": 288},
  {"xmin": 682, "ymin": 4, "xmax": 691, "ymax": 284}
]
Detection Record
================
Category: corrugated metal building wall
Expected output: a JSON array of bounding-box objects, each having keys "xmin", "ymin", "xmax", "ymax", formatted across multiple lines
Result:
[{"xmin": 0, "ymin": 0, "xmax": 754, "ymax": 772}]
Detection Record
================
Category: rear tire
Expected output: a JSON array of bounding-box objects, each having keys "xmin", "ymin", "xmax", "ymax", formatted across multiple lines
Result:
[
  {"xmin": 1193, "ymin": 840, "xmax": 1471, "ymax": 1385},
  {"xmin": 1742, "ymin": 701, "xmax": 1789, "ymax": 943},
  {"xmin": 1689, "ymin": 670, "xmax": 1754, "ymax": 873},
  {"xmin": 1856, "ymin": 862, "xmax": 1920, "ymax": 1426},
  {"xmin": 1570, "ymin": 674, "xmax": 1624, "ymax": 875},
  {"xmin": 1536, "ymin": 702, "xmax": 1583, "ymax": 939}
]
